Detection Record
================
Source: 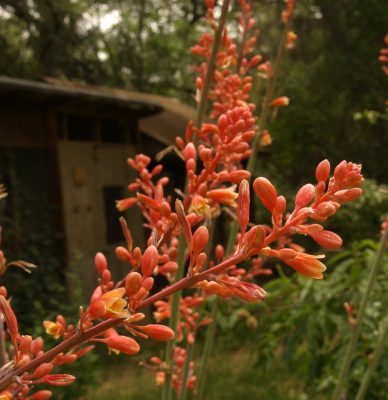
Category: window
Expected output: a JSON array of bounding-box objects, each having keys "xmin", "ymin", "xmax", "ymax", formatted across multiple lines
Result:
[{"xmin": 103, "ymin": 185, "xmax": 124, "ymax": 244}]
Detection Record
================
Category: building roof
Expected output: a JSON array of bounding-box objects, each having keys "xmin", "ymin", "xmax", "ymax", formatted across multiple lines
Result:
[{"xmin": 0, "ymin": 76, "xmax": 197, "ymax": 145}]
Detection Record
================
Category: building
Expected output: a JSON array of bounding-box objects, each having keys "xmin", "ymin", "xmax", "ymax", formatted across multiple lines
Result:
[{"xmin": 0, "ymin": 76, "xmax": 195, "ymax": 296}]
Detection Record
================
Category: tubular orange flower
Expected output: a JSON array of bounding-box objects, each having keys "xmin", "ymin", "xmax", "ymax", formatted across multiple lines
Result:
[
  {"xmin": 87, "ymin": 288, "xmax": 129, "ymax": 320},
  {"xmin": 30, "ymin": 391, "xmax": 52, "ymax": 400},
  {"xmin": 137, "ymin": 324, "xmax": 175, "ymax": 341},
  {"xmin": 309, "ymin": 230, "xmax": 343, "ymax": 249},
  {"xmin": 207, "ymin": 187, "xmax": 238, "ymax": 207},
  {"xmin": 0, "ymin": 296, "xmax": 19, "ymax": 345},
  {"xmin": 271, "ymin": 96, "xmax": 290, "ymax": 107},
  {"xmin": 115, "ymin": 197, "xmax": 137, "ymax": 211},
  {"xmin": 189, "ymin": 195, "xmax": 211, "ymax": 217},
  {"xmin": 37, "ymin": 374, "xmax": 76, "ymax": 386},
  {"xmin": 283, "ymin": 253, "xmax": 326, "ymax": 280},
  {"xmin": 0, "ymin": 391, "xmax": 12, "ymax": 400},
  {"xmin": 141, "ymin": 246, "xmax": 159, "ymax": 278},
  {"xmin": 237, "ymin": 179, "xmax": 250, "ymax": 233},
  {"xmin": 99, "ymin": 335, "xmax": 140, "ymax": 355},
  {"xmin": 285, "ymin": 31, "xmax": 297, "ymax": 49}
]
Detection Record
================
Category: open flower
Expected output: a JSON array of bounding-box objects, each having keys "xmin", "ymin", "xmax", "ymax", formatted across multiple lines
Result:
[
  {"xmin": 207, "ymin": 187, "xmax": 238, "ymax": 207},
  {"xmin": 87, "ymin": 288, "xmax": 130, "ymax": 320},
  {"xmin": 43, "ymin": 321, "xmax": 65, "ymax": 339}
]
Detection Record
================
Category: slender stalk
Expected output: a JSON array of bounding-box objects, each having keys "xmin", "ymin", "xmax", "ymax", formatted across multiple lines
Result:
[
  {"xmin": 195, "ymin": 299, "xmax": 218, "ymax": 400},
  {"xmin": 195, "ymin": 0, "xmax": 231, "ymax": 132},
  {"xmin": 163, "ymin": 3, "xmax": 231, "ymax": 398},
  {"xmin": 0, "ymin": 253, "xmax": 244, "ymax": 392},
  {"xmin": 355, "ymin": 316, "xmax": 388, "ymax": 400},
  {"xmin": 162, "ymin": 237, "xmax": 187, "ymax": 400},
  {"xmin": 179, "ymin": 342, "xmax": 195, "ymax": 400},
  {"xmin": 332, "ymin": 229, "xmax": 388, "ymax": 400},
  {"xmin": 236, "ymin": 13, "xmax": 250, "ymax": 74}
]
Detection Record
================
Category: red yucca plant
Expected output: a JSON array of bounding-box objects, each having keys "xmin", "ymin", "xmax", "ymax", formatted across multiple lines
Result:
[{"xmin": 0, "ymin": 1, "xmax": 365, "ymax": 399}]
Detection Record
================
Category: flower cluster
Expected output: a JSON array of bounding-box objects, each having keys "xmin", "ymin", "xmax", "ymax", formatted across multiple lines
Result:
[{"xmin": 0, "ymin": 1, "xmax": 366, "ymax": 398}]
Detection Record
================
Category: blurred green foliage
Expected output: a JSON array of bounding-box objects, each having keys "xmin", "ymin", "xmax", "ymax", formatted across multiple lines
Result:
[{"xmin": 212, "ymin": 238, "xmax": 388, "ymax": 399}]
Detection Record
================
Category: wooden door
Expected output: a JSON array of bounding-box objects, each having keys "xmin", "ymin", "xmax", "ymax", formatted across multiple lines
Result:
[{"xmin": 57, "ymin": 141, "xmax": 144, "ymax": 299}]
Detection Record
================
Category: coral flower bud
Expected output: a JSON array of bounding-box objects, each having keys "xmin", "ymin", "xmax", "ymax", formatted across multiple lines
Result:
[
  {"xmin": 156, "ymin": 371, "xmax": 165, "ymax": 386},
  {"xmin": 115, "ymin": 246, "xmax": 131, "ymax": 262},
  {"xmin": 176, "ymin": 199, "xmax": 193, "ymax": 247},
  {"xmin": 139, "ymin": 324, "xmax": 175, "ymax": 341},
  {"xmin": 241, "ymin": 225, "xmax": 266, "ymax": 254},
  {"xmin": 125, "ymin": 272, "xmax": 143, "ymax": 296},
  {"xmin": 159, "ymin": 261, "xmax": 178, "ymax": 274},
  {"xmin": 229, "ymin": 170, "xmax": 251, "ymax": 183},
  {"xmin": 315, "ymin": 201, "xmax": 337, "ymax": 218},
  {"xmin": 315, "ymin": 159, "xmax": 330, "ymax": 182},
  {"xmin": 192, "ymin": 226, "xmax": 209, "ymax": 255},
  {"xmin": 19, "ymin": 335, "xmax": 32, "ymax": 354},
  {"xmin": 183, "ymin": 143, "xmax": 196, "ymax": 161},
  {"xmin": 207, "ymin": 187, "xmax": 238, "ymax": 207},
  {"xmin": 0, "ymin": 392, "xmax": 13, "ymax": 400},
  {"xmin": 33, "ymin": 363, "xmax": 54, "ymax": 379},
  {"xmin": 215, "ymin": 245, "xmax": 224, "ymax": 262},
  {"xmin": 334, "ymin": 188, "xmax": 363, "ymax": 203},
  {"xmin": 142, "ymin": 277, "xmax": 154, "ymax": 291},
  {"xmin": 31, "ymin": 390, "xmax": 53, "ymax": 399},
  {"xmin": 0, "ymin": 296, "xmax": 19, "ymax": 343},
  {"xmin": 151, "ymin": 356, "xmax": 162, "ymax": 365},
  {"xmin": 116, "ymin": 197, "xmax": 137, "ymax": 211},
  {"xmin": 284, "ymin": 254, "xmax": 327, "ymax": 279},
  {"xmin": 0, "ymin": 287, "xmax": 7, "ymax": 298},
  {"xmin": 31, "ymin": 337, "xmax": 44, "ymax": 354},
  {"xmin": 237, "ymin": 180, "xmax": 250, "ymax": 233},
  {"xmin": 333, "ymin": 160, "xmax": 347, "ymax": 181},
  {"xmin": 344, "ymin": 302, "xmax": 353, "ymax": 316},
  {"xmin": 39, "ymin": 374, "xmax": 76, "ymax": 386},
  {"xmin": 102, "ymin": 335, "xmax": 140, "ymax": 355},
  {"xmin": 141, "ymin": 246, "xmax": 159, "ymax": 277},
  {"xmin": 273, "ymin": 195, "xmax": 287, "ymax": 225},
  {"xmin": 295, "ymin": 184, "xmax": 315, "ymax": 208},
  {"xmin": 271, "ymin": 96, "xmax": 289, "ymax": 107},
  {"xmin": 253, "ymin": 177, "xmax": 277, "ymax": 211},
  {"xmin": 95, "ymin": 252, "xmax": 107, "ymax": 275},
  {"xmin": 309, "ymin": 230, "xmax": 343, "ymax": 249}
]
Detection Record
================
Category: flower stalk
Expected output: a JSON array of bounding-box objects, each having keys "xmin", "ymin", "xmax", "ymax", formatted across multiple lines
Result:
[
  {"xmin": 178, "ymin": 342, "xmax": 195, "ymax": 400},
  {"xmin": 163, "ymin": 2, "xmax": 231, "ymax": 399},
  {"xmin": 195, "ymin": 6, "xmax": 297, "ymax": 397}
]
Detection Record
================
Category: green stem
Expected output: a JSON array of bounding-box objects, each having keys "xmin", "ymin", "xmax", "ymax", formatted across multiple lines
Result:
[
  {"xmin": 179, "ymin": 342, "xmax": 195, "ymax": 400},
  {"xmin": 195, "ymin": 299, "xmax": 218, "ymax": 400},
  {"xmin": 163, "ymin": 2, "xmax": 231, "ymax": 398},
  {"xmin": 332, "ymin": 229, "xmax": 388, "ymax": 400},
  {"xmin": 163, "ymin": 237, "xmax": 187, "ymax": 400},
  {"xmin": 355, "ymin": 316, "xmax": 388, "ymax": 400}
]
